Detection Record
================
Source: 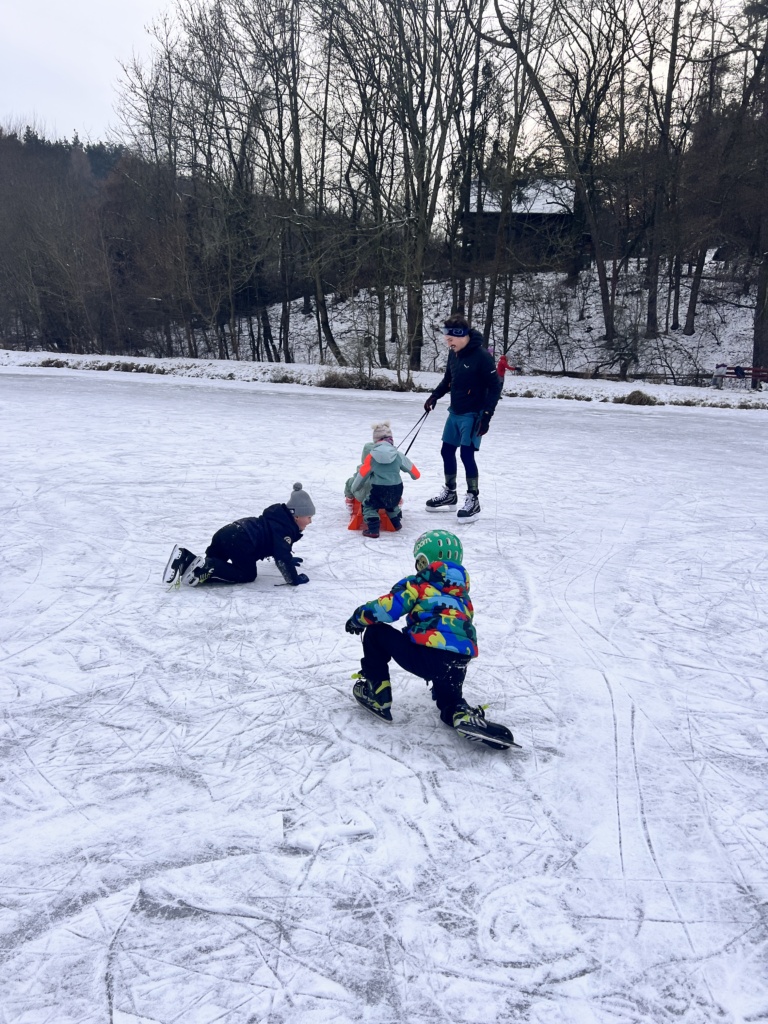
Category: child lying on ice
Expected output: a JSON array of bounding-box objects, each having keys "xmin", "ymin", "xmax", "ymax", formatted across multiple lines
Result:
[{"xmin": 162, "ymin": 482, "xmax": 315, "ymax": 587}]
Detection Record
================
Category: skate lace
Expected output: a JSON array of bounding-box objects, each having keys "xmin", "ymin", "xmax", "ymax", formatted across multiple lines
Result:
[
  {"xmin": 434, "ymin": 486, "xmax": 453, "ymax": 502},
  {"xmin": 461, "ymin": 493, "xmax": 477, "ymax": 512},
  {"xmin": 455, "ymin": 703, "xmax": 487, "ymax": 727}
]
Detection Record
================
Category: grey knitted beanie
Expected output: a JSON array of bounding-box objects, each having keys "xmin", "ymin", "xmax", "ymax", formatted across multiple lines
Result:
[
  {"xmin": 286, "ymin": 482, "xmax": 316, "ymax": 517},
  {"xmin": 372, "ymin": 420, "xmax": 393, "ymax": 441}
]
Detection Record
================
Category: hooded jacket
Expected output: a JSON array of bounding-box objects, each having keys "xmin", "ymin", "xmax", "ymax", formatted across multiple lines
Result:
[
  {"xmin": 351, "ymin": 439, "xmax": 420, "ymax": 496},
  {"xmin": 430, "ymin": 328, "xmax": 503, "ymax": 418},
  {"xmin": 234, "ymin": 504, "xmax": 303, "ymax": 584},
  {"xmin": 349, "ymin": 559, "xmax": 478, "ymax": 658}
]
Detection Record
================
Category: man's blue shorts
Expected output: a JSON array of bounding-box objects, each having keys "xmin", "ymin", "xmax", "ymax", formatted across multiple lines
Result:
[{"xmin": 442, "ymin": 409, "xmax": 482, "ymax": 449}]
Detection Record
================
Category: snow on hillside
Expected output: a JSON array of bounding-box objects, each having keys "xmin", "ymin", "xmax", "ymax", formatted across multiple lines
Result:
[
  {"xmin": 1, "ymin": 253, "xmax": 760, "ymax": 384},
  {"xmin": 268, "ymin": 260, "xmax": 758, "ymax": 377},
  {"xmin": 2, "ymin": 348, "xmax": 767, "ymax": 410},
  {"xmin": 1, "ymin": 367, "xmax": 767, "ymax": 1023}
]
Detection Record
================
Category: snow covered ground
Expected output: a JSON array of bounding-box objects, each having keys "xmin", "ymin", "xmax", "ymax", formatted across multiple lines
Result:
[
  {"xmin": 2, "ymin": 347, "xmax": 768, "ymax": 410},
  {"xmin": 1, "ymin": 366, "xmax": 767, "ymax": 1024}
]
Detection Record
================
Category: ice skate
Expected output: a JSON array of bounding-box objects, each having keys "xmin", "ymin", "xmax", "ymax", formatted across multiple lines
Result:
[
  {"xmin": 352, "ymin": 673, "xmax": 393, "ymax": 722},
  {"xmin": 163, "ymin": 545, "xmax": 196, "ymax": 585},
  {"xmin": 453, "ymin": 701, "xmax": 519, "ymax": 750},
  {"xmin": 456, "ymin": 492, "xmax": 481, "ymax": 521},
  {"xmin": 181, "ymin": 555, "xmax": 215, "ymax": 587},
  {"xmin": 426, "ymin": 486, "xmax": 457, "ymax": 512}
]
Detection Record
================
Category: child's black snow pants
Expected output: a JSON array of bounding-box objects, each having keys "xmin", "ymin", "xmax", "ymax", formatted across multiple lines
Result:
[
  {"xmin": 204, "ymin": 522, "xmax": 258, "ymax": 583},
  {"xmin": 362, "ymin": 483, "xmax": 403, "ymax": 530},
  {"xmin": 360, "ymin": 622, "xmax": 471, "ymax": 724}
]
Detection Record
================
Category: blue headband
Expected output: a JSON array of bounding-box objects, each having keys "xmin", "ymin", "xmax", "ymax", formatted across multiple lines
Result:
[{"xmin": 442, "ymin": 325, "xmax": 469, "ymax": 337}]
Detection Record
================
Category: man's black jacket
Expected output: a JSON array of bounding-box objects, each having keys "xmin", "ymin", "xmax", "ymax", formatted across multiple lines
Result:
[{"xmin": 430, "ymin": 329, "xmax": 503, "ymax": 418}]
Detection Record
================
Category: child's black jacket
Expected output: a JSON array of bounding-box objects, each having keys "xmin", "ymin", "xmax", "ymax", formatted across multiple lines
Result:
[{"xmin": 233, "ymin": 504, "xmax": 303, "ymax": 583}]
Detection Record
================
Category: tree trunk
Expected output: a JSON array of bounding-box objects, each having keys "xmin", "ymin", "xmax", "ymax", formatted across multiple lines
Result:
[
  {"xmin": 502, "ymin": 273, "xmax": 513, "ymax": 353},
  {"xmin": 259, "ymin": 304, "xmax": 277, "ymax": 362},
  {"xmin": 488, "ymin": 3, "xmax": 616, "ymax": 343},
  {"xmin": 644, "ymin": 0, "xmax": 683, "ymax": 338},
  {"xmin": 314, "ymin": 270, "xmax": 347, "ymax": 366},
  {"xmin": 671, "ymin": 255, "xmax": 682, "ymax": 331},
  {"xmin": 248, "ymin": 315, "xmax": 260, "ymax": 361},
  {"xmin": 682, "ymin": 248, "xmax": 707, "ymax": 336},
  {"xmin": 376, "ymin": 285, "xmax": 389, "ymax": 368},
  {"xmin": 753, "ymin": 34, "xmax": 768, "ymax": 386},
  {"xmin": 753, "ymin": 255, "xmax": 768, "ymax": 383}
]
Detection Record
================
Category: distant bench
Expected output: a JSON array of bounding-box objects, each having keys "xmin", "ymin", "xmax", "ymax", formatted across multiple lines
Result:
[{"xmin": 724, "ymin": 366, "xmax": 768, "ymax": 383}]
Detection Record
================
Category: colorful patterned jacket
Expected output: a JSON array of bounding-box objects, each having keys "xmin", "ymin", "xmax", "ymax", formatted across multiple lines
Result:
[{"xmin": 350, "ymin": 560, "xmax": 478, "ymax": 657}]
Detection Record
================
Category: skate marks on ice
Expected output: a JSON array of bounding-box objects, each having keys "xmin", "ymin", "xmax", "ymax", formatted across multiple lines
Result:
[{"xmin": 2, "ymin": 374, "xmax": 768, "ymax": 1022}]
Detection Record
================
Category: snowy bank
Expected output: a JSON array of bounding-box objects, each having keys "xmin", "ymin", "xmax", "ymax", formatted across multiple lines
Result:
[{"xmin": 2, "ymin": 347, "xmax": 768, "ymax": 410}]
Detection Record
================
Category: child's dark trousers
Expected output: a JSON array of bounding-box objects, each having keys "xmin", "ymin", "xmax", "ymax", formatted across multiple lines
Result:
[
  {"xmin": 360, "ymin": 622, "xmax": 470, "ymax": 723},
  {"xmin": 205, "ymin": 522, "xmax": 258, "ymax": 583}
]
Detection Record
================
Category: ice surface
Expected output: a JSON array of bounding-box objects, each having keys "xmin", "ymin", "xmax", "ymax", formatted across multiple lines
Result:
[{"xmin": 1, "ymin": 368, "xmax": 767, "ymax": 1023}]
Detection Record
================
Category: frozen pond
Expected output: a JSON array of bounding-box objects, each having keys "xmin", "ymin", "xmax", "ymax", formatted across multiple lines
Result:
[{"xmin": 1, "ymin": 368, "xmax": 767, "ymax": 1023}]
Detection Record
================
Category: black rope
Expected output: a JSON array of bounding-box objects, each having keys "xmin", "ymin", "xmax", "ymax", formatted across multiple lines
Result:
[{"xmin": 398, "ymin": 409, "xmax": 430, "ymax": 457}]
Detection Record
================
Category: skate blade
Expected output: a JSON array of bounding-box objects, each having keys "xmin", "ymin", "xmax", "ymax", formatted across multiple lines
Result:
[
  {"xmin": 353, "ymin": 695, "xmax": 393, "ymax": 723},
  {"xmin": 482, "ymin": 737, "xmax": 522, "ymax": 750},
  {"xmin": 455, "ymin": 723, "xmax": 519, "ymax": 750},
  {"xmin": 162, "ymin": 544, "xmax": 183, "ymax": 584}
]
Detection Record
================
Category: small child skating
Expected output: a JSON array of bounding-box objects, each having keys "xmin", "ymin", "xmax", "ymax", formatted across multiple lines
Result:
[
  {"xmin": 349, "ymin": 421, "xmax": 420, "ymax": 538},
  {"xmin": 162, "ymin": 482, "xmax": 315, "ymax": 588},
  {"xmin": 344, "ymin": 529, "xmax": 517, "ymax": 749}
]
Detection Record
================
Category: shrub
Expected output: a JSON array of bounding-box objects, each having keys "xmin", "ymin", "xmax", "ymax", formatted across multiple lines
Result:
[
  {"xmin": 318, "ymin": 369, "xmax": 406, "ymax": 391},
  {"xmin": 613, "ymin": 390, "xmax": 658, "ymax": 405}
]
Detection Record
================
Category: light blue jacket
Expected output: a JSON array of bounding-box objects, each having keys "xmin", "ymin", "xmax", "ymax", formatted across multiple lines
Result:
[{"xmin": 351, "ymin": 440, "xmax": 420, "ymax": 496}]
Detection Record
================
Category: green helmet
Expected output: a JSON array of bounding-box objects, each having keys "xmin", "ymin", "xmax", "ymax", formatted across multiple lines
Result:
[{"xmin": 413, "ymin": 530, "xmax": 464, "ymax": 571}]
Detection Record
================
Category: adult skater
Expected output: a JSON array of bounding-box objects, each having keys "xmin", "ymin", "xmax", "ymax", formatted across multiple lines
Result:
[
  {"xmin": 344, "ymin": 529, "xmax": 516, "ymax": 749},
  {"xmin": 162, "ymin": 482, "xmax": 315, "ymax": 587},
  {"xmin": 423, "ymin": 313, "xmax": 503, "ymax": 521}
]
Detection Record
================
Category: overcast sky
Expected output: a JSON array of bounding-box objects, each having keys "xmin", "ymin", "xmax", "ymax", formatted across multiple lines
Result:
[{"xmin": 1, "ymin": 0, "xmax": 171, "ymax": 141}]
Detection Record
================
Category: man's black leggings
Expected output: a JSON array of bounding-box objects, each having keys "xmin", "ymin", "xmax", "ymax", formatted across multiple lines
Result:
[
  {"xmin": 360, "ymin": 623, "xmax": 470, "ymax": 723},
  {"xmin": 204, "ymin": 522, "xmax": 258, "ymax": 583},
  {"xmin": 441, "ymin": 442, "xmax": 479, "ymax": 481}
]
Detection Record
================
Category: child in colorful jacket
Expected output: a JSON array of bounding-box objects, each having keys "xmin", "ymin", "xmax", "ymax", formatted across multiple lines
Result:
[
  {"xmin": 350, "ymin": 421, "xmax": 420, "ymax": 538},
  {"xmin": 344, "ymin": 530, "xmax": 516, "ymax": 748}
]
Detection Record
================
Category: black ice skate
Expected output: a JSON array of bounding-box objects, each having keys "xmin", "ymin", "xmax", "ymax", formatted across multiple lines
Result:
[
  {"xmin": 452, "ymin": 701, "xmax": 520, "ymax": 750},
  {"xmin": 352, "ymin": 673, "xmax": 393, "ymax": 722},
  {"xmin": 456, "ymin": 492, "xmax": 481, "ymax": 521},
  {"xmin": 426, "ymin": 486, "xmax": 458, "ymax": 512},
  {"xmin": 163, "ymin": 545, "xmax": 196, "ymax": 585},
  {"xmin": 181, "ymin": 555, "xmax": 215, "ymax": 587}
]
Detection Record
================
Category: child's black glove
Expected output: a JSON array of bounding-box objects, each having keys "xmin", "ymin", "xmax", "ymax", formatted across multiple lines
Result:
[
  {"xmin": 292, "ymin": 556, "xmax": 303, "ymax": 566},
  {"xmin": 293, "ymin": 573, "xmax": 309, "ymax": 585},
  {"xmin": 345, "ymin": 617, "xmax": 365, "ymax": 635}
]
